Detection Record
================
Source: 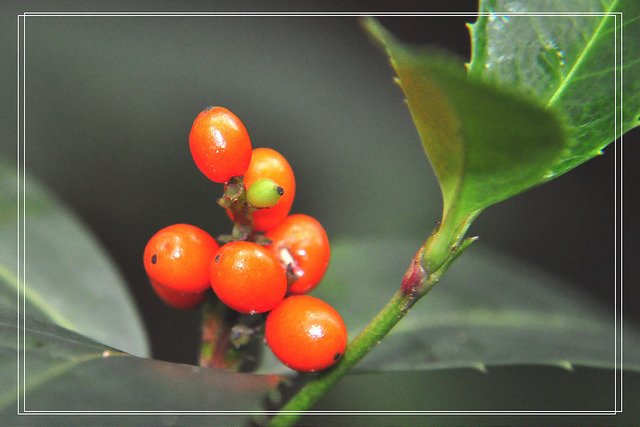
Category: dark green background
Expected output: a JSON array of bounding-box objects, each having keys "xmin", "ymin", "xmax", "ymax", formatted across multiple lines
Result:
[{"xmin": 1, "ymin": 1, "xmax": 637, "ymax": 425}]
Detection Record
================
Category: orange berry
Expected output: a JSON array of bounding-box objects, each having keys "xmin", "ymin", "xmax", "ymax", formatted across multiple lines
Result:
[
  {"xmin": 189, "ymin": 106, "xmax": 252, "ymax": 183},
  {"xmin": 143, "ymin": 224, "xmax": 219, "ymax": 295},
  {"xmin": 210, "ymin": 241, "xmax": 287, "ymax": 314},
  {"xmin": 266, "ymin": 295, "xmax": 347, "ymax": 372},
  {"xmin": 267, "ymin": 214, "xmax": 330, "ymax": 294},
  {"xmin": 149, "ymin": 279, "xmax": 206, "ymax": 310}
]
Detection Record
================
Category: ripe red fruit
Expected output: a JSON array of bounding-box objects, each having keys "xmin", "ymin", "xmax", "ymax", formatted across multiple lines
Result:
[
  {"xmin": 189, "ymin": 106, "xmax": 252, "ymax": 183},
  {"xmin": 210, "ymin": 241, "xmax": 287, "ymax": 314},
  {"xmin": 143, "ymin": 224, "xmax": 219, "ymax": 307},
  {"xmin": 228, "ymin": 147, "xmax": 295, "ymax": 231},
  {"xmin": 149, "ymin": 279, "xmax": 206, "ymax": 310},
  {"xmin": 266, "ymin": 295, "xmax": 347, "ymax": 372},
  {"xmin": 266, "ymin": 214, "xmax": 330, "ymax": 294}
]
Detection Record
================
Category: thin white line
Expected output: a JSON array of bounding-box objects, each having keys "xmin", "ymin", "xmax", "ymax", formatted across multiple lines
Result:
[
  {"xmin": 19, "ymin": 12, "xmax": 615, "ymax": 17},
  {"xmin": 16, "ymin": 13, "xmax": 21, "ymax": 416},
  {"xmin": 613, "ymin": 13, "xmax": 617, "ymax": 412},
  {"xmin": 619, "ymin": 10, "xmax": 624, "ymax": 414},
  {"xmin": 22, "ymin": 12, "xmax": 27, "ymax": 414},
  {"xmin": 17, "ymin": 11, "xmax": 622, "ymax": 416},
  {"xmin": 25, "ymin": 410, "xmax": 616, "ymax": 416}
]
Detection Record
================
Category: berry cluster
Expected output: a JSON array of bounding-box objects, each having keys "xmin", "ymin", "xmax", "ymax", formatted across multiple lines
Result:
[{"xmin": 143, "ymin": 106, "xmax": 347, "ymax": 372}]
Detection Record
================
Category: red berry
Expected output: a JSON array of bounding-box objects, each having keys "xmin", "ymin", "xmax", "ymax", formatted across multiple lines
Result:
[
  {"xmin": 228, "ymin": 147, "xmax": 295, "ymax": 231},
  {"xmin": 189, "ymin": 106, "xmax": 252, "ymax": 183},
  {"xmin": 210, "ymin": 241, "xmax": 287, "ymax": 314},
  {"xmin": 266, "ymin": 295, "xmax": 347, "ymax": 372},
  {"xmin": 149, "ymin": 279, "xmax": 206, "ymax": 310},
  {"xmin": 267, "ymin": 214, "xmax": 330, "ymax": 294},
  {"xmin": 143, "ymin": 224, "xmax": 219, "ymax": 299}
]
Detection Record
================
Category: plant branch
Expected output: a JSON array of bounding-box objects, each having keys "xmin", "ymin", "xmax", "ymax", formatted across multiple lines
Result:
[{"xmin": 268, "ymin": 234, "xmax": 473, "ymax": 427}]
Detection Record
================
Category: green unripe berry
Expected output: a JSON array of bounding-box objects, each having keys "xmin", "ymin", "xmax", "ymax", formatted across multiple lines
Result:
[{"xmin": 246, "ymin": 178, "xmax": 284, "ymax": 209}]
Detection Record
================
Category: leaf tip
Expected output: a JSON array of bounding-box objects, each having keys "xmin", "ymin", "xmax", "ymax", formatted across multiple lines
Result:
[{"xmin": 360, "ymin": 16, "xmax": 396, "ymax": 54}]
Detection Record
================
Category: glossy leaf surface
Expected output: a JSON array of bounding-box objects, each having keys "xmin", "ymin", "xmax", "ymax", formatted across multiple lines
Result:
[
  {"xmin": 364, "ymin": 19, "xmax": 570, "ymax": 229},
  {"xmin": 468, "ymin": 0, "xmax": 640, "ymax": 175}
]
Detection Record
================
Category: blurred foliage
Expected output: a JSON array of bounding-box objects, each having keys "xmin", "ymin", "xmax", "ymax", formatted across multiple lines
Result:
[
  {"xmin": 0, "ymin": 162, "xmax": 148, "ymax": 356},
  {"xmin": 260, "ymin": 237, "xmax": 640, "ymax": 373},
  {"xmin": 0, "ymin": 314, "xmax": 280, "ymax": 423}
]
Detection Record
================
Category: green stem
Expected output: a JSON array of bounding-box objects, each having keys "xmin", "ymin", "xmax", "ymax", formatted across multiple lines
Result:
[
  {"xmin": 422, "ymin": 210, "xmax": 479, "ymax": 273},
  {"xmin": 268, "ymin": 290, "xmax": 411, "ymax": 427},
  {"xmin": 199, "ymin": 299, "xmax": 240, "ymax": 370},
  {"xmin": 199, "ymin": 297, "xmax": 266, "ymax": 372},
  {"xmin": 268, "ymin": 257, "xmax": 456, "ymax": 427},
  {"xmin": 268, "ymin": 214, "xmax": 479, "ymax": 426}
]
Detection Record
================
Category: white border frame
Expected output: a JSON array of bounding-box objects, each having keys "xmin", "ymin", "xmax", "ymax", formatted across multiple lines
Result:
[{"xmin": 15, "ymin": 10, "xmax": 624, "ymax": 418}]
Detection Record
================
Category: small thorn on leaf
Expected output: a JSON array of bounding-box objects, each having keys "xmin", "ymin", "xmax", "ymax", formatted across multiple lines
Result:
[
  {"xmin": 557, "ymin": 360, "xmax": 574, "ymax": 371},
  {"xmin": 473, "ymin": 362, "xmax": 487, "ymax": 373}
]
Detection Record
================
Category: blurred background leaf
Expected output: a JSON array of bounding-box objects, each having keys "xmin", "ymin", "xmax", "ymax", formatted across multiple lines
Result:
[
  {"xmin": 0, "ymin": 161, "xmax": 148, "ymax": 356},
  {"xmin": 310, "ymin": 366, "xmax": 639, "ymax": 425},
  {"xmin": 259, "ymin": 237, "xmax": 639, "ymax": 374},
  {"xmin": 0, "ymin": 313, "xmax": 281, "ymax": 425}
]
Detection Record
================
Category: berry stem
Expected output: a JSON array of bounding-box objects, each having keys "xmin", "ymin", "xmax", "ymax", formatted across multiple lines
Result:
[
  {"xmin": 267, "ymin": 227, "xmax": 476, "ymax": 427},
  {"xmin": 199, "ymin": 298, "xmax": 241, "ymax": 370},
  {"xmin": 218, "ymin": 176, "xmax": 254, "ymax": 228},
  {"xmin": 200, "ymin": 296, "xmax": 267, "ymax": 372}
]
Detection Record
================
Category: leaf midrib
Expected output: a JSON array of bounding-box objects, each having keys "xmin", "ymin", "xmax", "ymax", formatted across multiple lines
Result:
[
  {"xmin": 546, "ymin": 0, "xmax": 620, "ymax": 106},
  {"xmin": 0, "ymin": 263, "xmax": 74, "ymax": 331}
]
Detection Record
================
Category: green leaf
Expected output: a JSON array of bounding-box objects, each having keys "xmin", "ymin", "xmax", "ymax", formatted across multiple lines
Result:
[
  {"xmin": 313, "ymin": 367, "xmax": 639, "ymax": 421},
  {"xmin": 363, "ymin": 19, "xmax": 571, "ymax": 246},
  {"xmin": 0, "ymin": 313, "xmax": 281, "ymax": 424},
  {"xmin": 468, "ymin": 0, "xmax": 640, "ymax": 176},
  {"xmin": 259, "ymin": 237, "xmax": 639, "ymax": 374},
  {"xmin": 0, "ymin": 161, "xmax": 149, "ymax": 356}
]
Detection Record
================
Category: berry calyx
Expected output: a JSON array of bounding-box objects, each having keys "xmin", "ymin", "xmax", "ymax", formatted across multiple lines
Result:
[
  {"xmin": 210, "ymin": 241, "xmax": 287, "ymax": 314},
  {"xmin": 266, "ymin": 295, "xmax": 347, "ymax": 372},
  {"xmin": 229, "ymin": 147, "xmax": 295, "ymax": 231},
  {"xmin": 266, "ymin": 214, "xmax": 330, "ymax": 294},
  {"xmin": 189, "ymin": 106, "xmax": 252, "ymax": 183},
  {"xmin": 246, "ymin": 178, "xmax": 284, "ymax": 209},
  {"xmin": 143, "ymin": 224, "xmax": 219, "ymax": 304}
]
